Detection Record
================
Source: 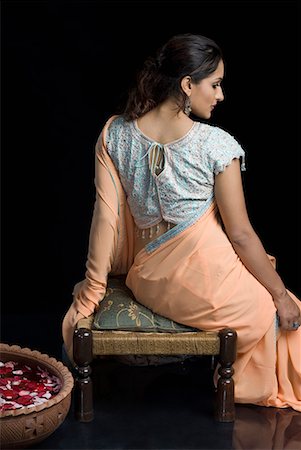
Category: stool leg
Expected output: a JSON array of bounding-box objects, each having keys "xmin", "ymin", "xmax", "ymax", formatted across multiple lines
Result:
[
  {"xmin": 73, "ymin": 328, "xmax": 94, "ymax": 422},
  {"xmin": 215, "ymin": 328, "xmax": 237, "ymax": 422}
]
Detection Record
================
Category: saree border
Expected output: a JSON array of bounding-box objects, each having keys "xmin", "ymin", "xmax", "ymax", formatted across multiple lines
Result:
[{"xmin": 145, "ymin": 193, "xmax": 214, "ymax": 254}]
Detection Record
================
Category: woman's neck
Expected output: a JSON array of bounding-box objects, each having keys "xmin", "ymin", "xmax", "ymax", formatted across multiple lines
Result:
[{"xmin": 136, "ymin": 100, "xmax": 194, "ymax": 144}]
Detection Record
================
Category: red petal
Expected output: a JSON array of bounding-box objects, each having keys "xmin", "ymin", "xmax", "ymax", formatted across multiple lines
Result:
[
  {"xmin": 16, "ymin": 395, "xmax": 33, "ymax": 405},
  {"xmin": 1, "ymin": 389, "xmax": 19, "ymax": 400},
  {"xmin": 0, "ymin": 367, "xmax": 12, "ymax": 374},
  {"xmin": 0, "ymin": 403, "xmax": 16, "ymax": 411}
]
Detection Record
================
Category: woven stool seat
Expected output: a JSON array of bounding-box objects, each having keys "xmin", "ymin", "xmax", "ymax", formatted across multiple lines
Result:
[
  {"xmin": 73, "ymin": 312, "xmax": 237, "ymax": 424},
  {"xmin": 77, "ymin": 316, "xmax": 220, "ymax": 355}
]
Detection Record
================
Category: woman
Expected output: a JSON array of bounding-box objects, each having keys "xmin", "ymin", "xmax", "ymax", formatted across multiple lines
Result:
[{"xmin": 63, "ymin": 33, "xmax": 301, "ymax": 411}]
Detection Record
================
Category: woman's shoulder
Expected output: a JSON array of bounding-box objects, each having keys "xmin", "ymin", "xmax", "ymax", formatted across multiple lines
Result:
[
  {"xmin": 200, "ymin": 122, "xmax": 240, "ymax": 144},
  {"xmin": 198, "ymin": 122, "xmax": 244, "ymax": 154},
  {"xmin": 98, "ymin": 114, "xmax": 131, "ymax": 145},
  {"xmin": 199, "ymin": 123, "xmax": 245, "ymax": 173},
  {"xmin": 105, "ymin": 114, "xmax": 131, "ymax": 131}
]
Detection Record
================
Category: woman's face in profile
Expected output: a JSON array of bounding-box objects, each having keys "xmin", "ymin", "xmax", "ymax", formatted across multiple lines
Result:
[{"xmin": 191, "ymin": 59, "xmax": 225, "ymax": 119}]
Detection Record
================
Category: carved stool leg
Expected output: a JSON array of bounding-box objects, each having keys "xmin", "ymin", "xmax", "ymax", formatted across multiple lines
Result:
[
  {"xmin": 73, "ymin": 328, "xmax": 94, "ymax": 422},
  {"xmin": 215, "ymin": 328, "xmax": 237, "ymax": 422}
]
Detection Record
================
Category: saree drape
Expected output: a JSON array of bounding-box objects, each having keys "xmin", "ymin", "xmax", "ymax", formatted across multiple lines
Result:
[
  {"xmin": 126, "ymin": 202, "xmax": 301, "ymax": 410},
  {"xmin": 62, "ymin": 116, "xmax": 301, "ymax": 411},
  {"xmin": 62, "ymin": 115, "xmax": 135, "ymax": 359}
]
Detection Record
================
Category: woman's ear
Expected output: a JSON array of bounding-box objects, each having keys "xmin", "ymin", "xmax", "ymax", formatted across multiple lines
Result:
[{"xmin": 180, "ymin": 76, "xmax": 192, "ymax": 96}]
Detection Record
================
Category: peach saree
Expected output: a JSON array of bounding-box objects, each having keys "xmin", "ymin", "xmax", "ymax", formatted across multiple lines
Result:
[{"xmin": 62, "ymin": 116, "xmax": 301, "ymax": 411}]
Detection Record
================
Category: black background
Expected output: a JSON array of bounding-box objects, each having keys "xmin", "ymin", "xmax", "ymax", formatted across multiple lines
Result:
[{"xmin": 2, "ymin": 0, "xmax": 300, "ymax": 320}]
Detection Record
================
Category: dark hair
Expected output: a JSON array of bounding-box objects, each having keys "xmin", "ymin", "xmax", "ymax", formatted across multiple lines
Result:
[{"xmin": 123, "ymin": 33, "xmax": 223, "ymax": 121}]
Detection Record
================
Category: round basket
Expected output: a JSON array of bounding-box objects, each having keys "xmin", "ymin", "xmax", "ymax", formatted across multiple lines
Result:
[{"xmin": 0, "ymin": 343, "xmax": 74, "ymax": 449}]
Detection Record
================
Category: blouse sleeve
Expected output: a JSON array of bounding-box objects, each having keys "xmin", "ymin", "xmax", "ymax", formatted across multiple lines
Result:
[{"xmin": 207, "ymin": 126, "xmax": 246, "ymax": 175}]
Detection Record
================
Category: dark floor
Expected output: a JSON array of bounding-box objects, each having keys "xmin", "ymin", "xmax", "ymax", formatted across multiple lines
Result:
[{"xmin": 1, "ymin": 313, "xmax": 301, "ymax": 450}]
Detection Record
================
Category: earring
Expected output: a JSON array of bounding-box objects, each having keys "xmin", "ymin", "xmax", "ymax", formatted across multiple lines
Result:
[{"xmin": 184, "ymin": 96, "xmax": 192, "ymax": 116}]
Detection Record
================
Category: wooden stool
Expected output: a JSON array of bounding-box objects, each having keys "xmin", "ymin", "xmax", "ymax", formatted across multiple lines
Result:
[{"xmin": 73, "ymin": 315, "xmax": 237, "ymax": 423}]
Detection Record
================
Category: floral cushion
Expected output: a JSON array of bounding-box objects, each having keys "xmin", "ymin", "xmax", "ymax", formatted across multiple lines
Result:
[{"xmin": 92, "ymin": 276, "xmax": 197, "ymax": 333}]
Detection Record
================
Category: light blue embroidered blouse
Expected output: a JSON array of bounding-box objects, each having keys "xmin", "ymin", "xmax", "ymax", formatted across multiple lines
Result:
[{"xmin": 106, "ymin": 116, "xmax": 246, "ymax": 229}]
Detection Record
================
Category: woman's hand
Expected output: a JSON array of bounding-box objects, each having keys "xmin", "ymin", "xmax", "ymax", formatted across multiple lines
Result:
[{"xmin": 273, "ymin": 292, "xmax": 301, "ymax": 331}]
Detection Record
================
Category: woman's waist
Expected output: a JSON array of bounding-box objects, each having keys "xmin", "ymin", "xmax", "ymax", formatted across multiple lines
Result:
[
  {"xmin": 134, "ymin": 220, "xmax": 176, "ymax": 257},
  {"xmin": 129, "ymin": 195, "xmax": 213, "ymax": 228},
  {"xmin": 132, "ymin": 206, "xmax": 231, "ymax": 258}
]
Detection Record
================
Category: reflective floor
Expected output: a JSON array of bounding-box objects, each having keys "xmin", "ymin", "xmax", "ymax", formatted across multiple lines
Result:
[{"xmin": 2, "ymin": 313, "xmax": 301, "ymax": 450}]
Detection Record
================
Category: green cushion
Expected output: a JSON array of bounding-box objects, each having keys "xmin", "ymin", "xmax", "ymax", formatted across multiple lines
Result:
[{"xmin": 92, "ymin": 276, "xmax": 197, "ymax": 333}]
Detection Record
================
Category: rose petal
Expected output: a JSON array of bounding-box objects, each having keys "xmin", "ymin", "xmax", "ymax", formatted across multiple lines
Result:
[
  {"xmin": 4, "ymin": 362, "xmax": 15, "ymax": 369},
  {"xmin": 18, "ymin": 390, "xmax": 30, "ymax": 396},
  {"xmin": 16, "ymin": 395, "xmax": 33, "ymax": 406},
  {"xmin": 0, "ymin": 367, "xmax": 12, "ymax": 375},
  {"xmin": 1, "ymin": 403, "xmax": 15, "ymax": 411},
  {"xmin": 1, "ymin": 390, "xmax": 19, "ymax": 400}
]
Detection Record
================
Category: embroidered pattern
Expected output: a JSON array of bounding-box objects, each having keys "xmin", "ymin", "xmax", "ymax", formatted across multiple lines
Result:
[{"xmin": 105, "ymin": 116, "xmax": 245, "ymax": 229}]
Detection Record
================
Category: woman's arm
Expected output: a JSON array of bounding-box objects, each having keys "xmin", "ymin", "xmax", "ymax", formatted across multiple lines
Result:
[{"xmin": 214, "ymin": 158, "xmax": 300, "ymax": 330}]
